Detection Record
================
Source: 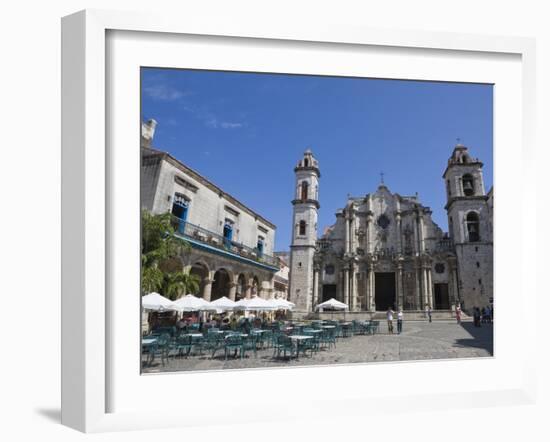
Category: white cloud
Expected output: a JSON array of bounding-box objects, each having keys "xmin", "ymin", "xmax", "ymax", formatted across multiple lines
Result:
[
  {"xmin": 143, "ymin": 84, "xmax": 188, "ymax": 101},
  {"xmin": 220, "ymin": 122, "xmax": 243, "ymax": 129},
  {"xmin": 203, "ymin": 117, "xmax": 244, "ymax": 130},
  {"xmin": 157, "ymin": 97, "xmax": 246, "ymax": 130}
]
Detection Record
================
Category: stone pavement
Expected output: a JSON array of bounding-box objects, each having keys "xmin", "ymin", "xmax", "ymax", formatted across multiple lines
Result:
[{"xmin": 142, "ymin": 319, "xmax": 493, "ymax": 374}]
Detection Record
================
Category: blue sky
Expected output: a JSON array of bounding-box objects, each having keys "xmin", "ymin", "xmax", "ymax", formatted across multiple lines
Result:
[{"xmin": 141, "ymin": 68, "xmax": 493, "ymax": 252}]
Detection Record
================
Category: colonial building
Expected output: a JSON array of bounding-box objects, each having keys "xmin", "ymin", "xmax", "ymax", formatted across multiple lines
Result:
[
  {"xmin": 273, "ymin": 252, "xmax": 290, "ymax": 299},
  {"xmin": 288, "ymin": 144, "xmax": 493, "ymax": 315},
  {"xmin": 141, "ymin": 119, "xmax": 280, "ymax": 301}
]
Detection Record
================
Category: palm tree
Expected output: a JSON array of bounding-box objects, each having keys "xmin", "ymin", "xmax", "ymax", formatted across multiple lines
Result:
[
  {"xmin": 141, "ymin": 210, "xmax": 192, "ymax": 295},
  {"xmin": 141, "ymin": 267, "xmax": 164, "ymax": 294},
  {"xmin": 163, "ymin": 271, "xmax": 201, "ymax": 300}
]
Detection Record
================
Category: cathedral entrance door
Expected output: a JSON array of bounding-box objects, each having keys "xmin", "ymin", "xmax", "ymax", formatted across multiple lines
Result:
[
  {"xmin": 375, "ymin": 272, "xmax": 396, "ymax": 311},
  {"xmin": 434, "ymin": 283, "xmax": 450, "ymax": 309},
  {"xmin": 322, "ymin": 284, "xmax": 336, "ymax": 303}
]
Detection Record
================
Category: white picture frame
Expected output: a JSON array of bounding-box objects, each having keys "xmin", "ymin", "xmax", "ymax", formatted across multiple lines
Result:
[{"xmin": 61, "ymin": 9, "xmax": 537, "ymax": 433}]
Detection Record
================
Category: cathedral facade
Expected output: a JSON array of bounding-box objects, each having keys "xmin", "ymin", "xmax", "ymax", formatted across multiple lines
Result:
[{"xmin": 288, "ymin": 144, "xmax": 493, "ymax": 316}]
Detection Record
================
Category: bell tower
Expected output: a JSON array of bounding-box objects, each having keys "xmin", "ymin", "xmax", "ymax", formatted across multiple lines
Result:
[
  {"xmin": 443, "ymin": 143, "xmax": 493, "ymax": 312},
  {"xmin": 289, "ymin": 149, "xmax": 320, "ymax": 313}
]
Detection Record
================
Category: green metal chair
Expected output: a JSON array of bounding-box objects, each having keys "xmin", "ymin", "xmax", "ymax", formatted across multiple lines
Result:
[
  {"xmin": 190, "ymin": 334, "xmax": 205, "ymax": 356},
  {"xmin": 259, "ymin": 329, "xmax": 273, "ymax": 349},
  {"xmin": 303, "ymin": 329, "xmax": 321, "ymax": 354},
  {"xmin": 342, "ymin": 324, "xmax": 353, "ymax": 338},
  {"xmin": 173, "ymin": 334, "xmax": 192, "ymax": 358},
  {"xmin": 242, "ymin": 334, "xmax": 258, "ymax": 358},
  {"xmin": 273, "ymin": 334, "xmax": 295, "ymax": 359},
  {"xmin": 148, "ymin": 333, "xmax": 171, "ymax": 366},
  {"xmin": 204, "ymin": 333, "xmax": 224, "ymax": 359},
  {"xmin": 224, "ymin": 335, "xmax": 244, "ymax": 360}
]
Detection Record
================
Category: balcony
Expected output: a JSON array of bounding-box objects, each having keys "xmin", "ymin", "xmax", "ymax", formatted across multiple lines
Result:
[
  {"xmin": 170, "ymin": 217, "xmax": 279, "ymax": 269},
  {"xmin": 434, "ymin": 238, "xmax": 455, "ymax": 253}
]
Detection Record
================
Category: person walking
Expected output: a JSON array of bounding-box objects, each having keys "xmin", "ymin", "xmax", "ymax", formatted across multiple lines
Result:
[
  {"xmin": 397, "ymin": 309, "xmax": 403, "ymax": 334},
  {"xmin": 427, "ymin": 305, "xmax": 432, "ymax": 323},
  {"xmin": 485, "ymin": 305, "xmax": 493, "ymax": 324},
  {"xmin": 473, "ymin": 307, "xmax": 481, "ymax": 327},
  {"xmin": 386, "ymin": 307, "xmax": 395, "ymax": 334},
  {"xmin": 455, "ymin": 304, "xmax": 462, "ymax": 324}
]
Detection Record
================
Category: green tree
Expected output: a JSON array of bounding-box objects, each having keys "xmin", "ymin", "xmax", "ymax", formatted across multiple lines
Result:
[
  {"xmin": 141, "ymin": 210, "xmax": 191, "ymax": 294},
  {"xmin": 163, "ymin": 271, "xmax": 201, "ymax": 300},
  {"xmin": 141, "ymin": 210, "xmax": 190, "ymax": 267},
  {"xmin": 141, "ymin": 267, "xmax": 164, "ymax": 293}
]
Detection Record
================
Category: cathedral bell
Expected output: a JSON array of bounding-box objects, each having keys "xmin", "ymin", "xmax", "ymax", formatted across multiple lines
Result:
[{"xmin": 463, "ymin": 181, "xmax": 473, "ymax": 191}]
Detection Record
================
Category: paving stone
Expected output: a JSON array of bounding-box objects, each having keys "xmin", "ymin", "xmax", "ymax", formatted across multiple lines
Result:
[{"xmin": 142, "ymin": 320, "xmax": 493, "ymax": 374}]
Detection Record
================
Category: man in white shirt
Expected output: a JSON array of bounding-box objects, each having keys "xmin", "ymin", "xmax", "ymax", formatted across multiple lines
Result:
[
  {"xmin": 397, "ymin": 309, "xmax": 404, "ymax": 334},
  {"xmin": 386, "ymin": 307, "xmax": 395, "ymax": 334}
]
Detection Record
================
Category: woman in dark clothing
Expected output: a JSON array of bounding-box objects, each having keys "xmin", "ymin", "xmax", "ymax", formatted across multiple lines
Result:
[{"xmin": 473, "ymin": 307, "xmax": 481, "ymax": 327}]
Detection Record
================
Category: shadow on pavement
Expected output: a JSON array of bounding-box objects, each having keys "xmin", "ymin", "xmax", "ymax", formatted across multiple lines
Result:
[{"xmin": 454, "ymin": 321, "xmax": 494, "ymax": 355}]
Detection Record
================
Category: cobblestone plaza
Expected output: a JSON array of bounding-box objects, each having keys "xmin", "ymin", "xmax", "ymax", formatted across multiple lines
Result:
[{"xmin": 142, "ymin": 320, "xmax": 493, "ymax": 374}]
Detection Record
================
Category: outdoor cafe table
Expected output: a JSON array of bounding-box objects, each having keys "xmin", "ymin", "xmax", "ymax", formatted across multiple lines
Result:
[
  {"xmin": 141, "ymin": 338, "xmax": 157, "ymax": 347},
  {"xmin": 141, "ymin": 338, "xmax": 158, "ymax": 365},
  {"xmin": 289, "ymin": 335, "xmax": 313, "ymax": 358},
  {"xmin": 225, "ymin": 332, "xmax": 248, "ymax": 337},
  {"xmin": 321, "ymin": 325, "xmax": 336, "ymax": 329}
]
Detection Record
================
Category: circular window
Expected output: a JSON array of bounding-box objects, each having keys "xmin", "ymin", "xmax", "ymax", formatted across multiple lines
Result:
[
  {"xmin": 435, "ymin": 263, "xmax": 445, "ymax": 274},
  {"xmin": 377, "ymin": 214, "xmax": 390, "ymax": 229},
  {"xmin": 325, "ymin": 264, "xmax": 335, "ymax": 275}
]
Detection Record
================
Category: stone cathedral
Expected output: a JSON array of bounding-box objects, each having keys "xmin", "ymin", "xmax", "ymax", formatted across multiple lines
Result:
[{"xmin": 288, "ymin": 144, "xmax": 493, "ymax": 316}]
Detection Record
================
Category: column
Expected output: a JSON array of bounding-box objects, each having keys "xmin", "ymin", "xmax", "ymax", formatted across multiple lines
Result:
[
  {"xmin": 259, "ymin": 281, "xmax": 267, "ymax": 299},
  {"xmin": 422, "ymin": 267, "xmax": 429, "ymax": 308},
  {"xmin": 366, "ymin": 216, "xmax": 371, "ymax": 254},
  {"xmin": 343, "ymin": 268, "xmax": 350, "ymax": 306},
  {"xmin": 365, "ymin": 268, "xmax": 371, "ymax": 311},
  {"xmin": 245, "ymin": 283, "xmax": 252, "ymax": 299},
  {"xmin": 344, "ymin": 209, "xmax": 349, "ymax": 253},
  {"xmin": 427, "ymin": 268, "xmax": 434, "ymax": 308},
  {"xmin": 228, "ymin": 282, "xmax": 237, "ymax": 301},
  {"xmin": 413, "ymin": 215, "xmax": 420, "ymax": 254},
  {"xmin": 350, "ymin": 265, "xmax": 358, "ymax": 311},
  {"xmin": 414, "ymin": 265, "xmax": 421, "ymax": 310},
  {"xmin": 418, "ymin": 215, "xmax": 425, "ymax": 252},
  {"xmin": 396, "ymin": 213, "xmax": 403, "ymax": 254},
  {"xmin": 396, "ymin": 264, "xmax": 403, "ymax": 310},
  {"xmin": 312, "ymin": 267, "xmax": 320, "ymax": 309},
  {"xmin": 203, "ymin": 278, "xmax": 213, "ymax": 302},
  {"xmin": 370, "ymin": 268, "xmax": 376, "ymax": 311},
  {"xmin": 351, "ymin": 212, "xmax": 357, "ymax": 253}
]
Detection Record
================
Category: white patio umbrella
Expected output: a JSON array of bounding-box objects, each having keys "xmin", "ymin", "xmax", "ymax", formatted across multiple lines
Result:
[
  {"xmin": 235, "ymin": 296, "xmax": 276, "ymax": 311},
  {"xmin": 141, "ymin": 292, "xmax": 177, "ymax": 311},
  {"xmin": 315, "ymin": 298, "xmax": 349, "ymax": 312},
  {"xmin": 172, "ymin": 294, "xmax": 214, "ymax": 312},
  {"xmin": 269, "ymin": 298, "xmax": 295, "ymax": 310},
  {"xmin": 209, "ymin": 296, "xmax": 237, "ymax": 313}
]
